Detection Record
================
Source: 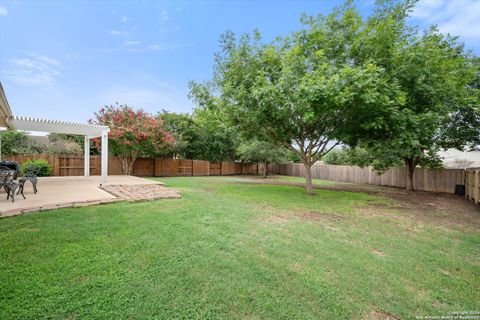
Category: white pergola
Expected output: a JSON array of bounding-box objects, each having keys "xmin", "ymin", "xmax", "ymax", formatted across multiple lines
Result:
[
  {"xmin": 0, "ymin": 82, "xmax": 111, "ymax": 184},
  {"xmin": 6, "ymin": 116, "xmax": 110, "ymax": 184}
]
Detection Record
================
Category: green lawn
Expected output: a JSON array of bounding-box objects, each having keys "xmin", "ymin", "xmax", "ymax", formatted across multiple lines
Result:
[
  {"xmin": 224, "ymin": 174, "xmax": 343, "ymax": 186},
  {"xmin": 1, "ymin": 176, "xmax": 479, "ymax": 319}
]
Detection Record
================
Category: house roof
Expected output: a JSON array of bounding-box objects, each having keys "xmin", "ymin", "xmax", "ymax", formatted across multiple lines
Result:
[
  {"xmin": 0, "ymin": 82, "xmax": 13, "ymax": 127},
  {"xmin": 7, "ymin": 116, "xmax": 109, "ymax": 137}
]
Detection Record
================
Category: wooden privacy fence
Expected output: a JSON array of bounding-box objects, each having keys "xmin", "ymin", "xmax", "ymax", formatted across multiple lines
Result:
[
  {"xmin": 2, "ymin": 154, "xmax": 101, "ymax": 176},
  {"xmin": 4, "ymin": 154, "xmax": 264, "ymax": 177},
  {"xmin": 465, "ymin": 169, "xmax": 480, "ymax": 204},
  {"xmin": 269, "ymin": 162, "xmax": 465, "ymax": 194},
  {"xmin": 5, "ymin": 154, "xmax": 469, "ymax": 195}
]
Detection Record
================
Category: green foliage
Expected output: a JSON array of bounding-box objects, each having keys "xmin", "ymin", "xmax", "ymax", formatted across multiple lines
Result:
[
  {"xmin": 189, "ymin": 3, "xmax": 403, "ymax": 193},
  {"xmin": 0, "ymin": 131, "xmax": 35, "ymax": 154},
  {"xmin": 46, "ymin": 134, "xmax": 83, "ymax": 155},
  {"xmin": 48, "ymin": 133, "xmax": 98, "ymax": 155},
  {"xmin": 48, "ymin": 133, "xmax": 82, "ymax": 144},
  {"xmin": 346, "ymin": 2, "xmax": 480, "ymax": 189},
  {"xmin": 21, "ymin": 159, "xmax": 52, "ymax": 177},
  {"xmin": 158, "ymin": 109, "xmax": 239, "ymax": 162},
  {"xmin": 236, "ymin": 139, "xmax": 288, "ymax": 164},
  {"xmin": 157, "ymin": 111, "xmax": 197, "ymax": 158},
  {"xmin": 192, "ymin": 107, "xmax": 239, "ymax": 161},
  {"xmin": 321, "ymin": 146, "xmax": 383, "ymax": 168}
]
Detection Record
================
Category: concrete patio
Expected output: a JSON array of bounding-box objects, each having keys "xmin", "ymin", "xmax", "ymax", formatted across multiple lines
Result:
[{"xmin": 0, "ymin": 175, "xmax": 180, "ymax": 217}]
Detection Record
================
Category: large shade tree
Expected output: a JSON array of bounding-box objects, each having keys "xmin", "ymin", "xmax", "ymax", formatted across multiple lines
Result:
[
  {"xmin": 190, "ymin": 4, "xmax": 402, "ymax": 194},
  {"xmin": 91, "ymin": 104, "xmax": 174, "ymax": 175},
  {"xmin": 348, "ymin": 1, "xmax": 480, "ymax": 190}
]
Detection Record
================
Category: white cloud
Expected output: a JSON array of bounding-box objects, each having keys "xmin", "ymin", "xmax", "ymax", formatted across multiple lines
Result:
[
  {"xmin": 161, "ymin": 10, "xmax": 169, "ymax": 21},
  {"xmin": 123, "ymin": 40, "xmax": 141, "ymax": 46},
  {"xmin": 0, "ymin": 6, "xmax": 8, "ymax": 16},
  {"xmin": 121, "ymin": 16, "xmax": 130, "ymax": 23},
  {"xmin": 108, "ymin": 30, "xmax": 122, "ymax": 36},
  {"xmin": 127, "ymin": 42, "xmax": 180, "ymax": 53},
  {"xmin": 6, "ymin": 53, "xmax": 61, "ymax": 86},
  {"xmin": 411, "ymin": 0, "xmax": 480, "ymax": 43}
]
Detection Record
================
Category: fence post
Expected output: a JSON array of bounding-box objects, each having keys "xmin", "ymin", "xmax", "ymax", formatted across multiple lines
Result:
[
  {"xmin": 475, "ymin": 170, "xmax": 479, "ymax": 205},
  {"xmin": 470, "ymin": 171, "xmax": 474, "ymax": 200},
  {"xmin": 465, "ymin": 171, "xmax": 469, "ymax": 199},
  {"xmin": 54, "ymin": 155, "xmax": 60, "ymax": 176}
]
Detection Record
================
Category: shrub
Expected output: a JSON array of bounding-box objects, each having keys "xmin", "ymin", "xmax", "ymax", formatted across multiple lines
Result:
[
  {"xmin": 0, "ymin": 131, "xmax": 36, "ymax": 154},
  {"xmin": 22, "ymin": 159, "xmax": 52, "ymax": 177}
]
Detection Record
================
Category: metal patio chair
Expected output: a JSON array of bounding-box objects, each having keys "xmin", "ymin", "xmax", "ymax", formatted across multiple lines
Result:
[
  {"xmin": 18, "ymin": 164, "xmax": 40, "ymax": 194},
  {"xmin": 0, "ymin": 167, "xmax": 25, "ymax": 203}
]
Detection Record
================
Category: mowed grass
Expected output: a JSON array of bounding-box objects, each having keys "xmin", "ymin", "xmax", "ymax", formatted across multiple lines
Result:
[{"xmin": 0, "ymin": 176, "xmax": 479, "ymax": 319}]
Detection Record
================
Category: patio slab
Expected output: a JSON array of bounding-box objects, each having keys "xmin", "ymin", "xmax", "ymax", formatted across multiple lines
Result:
[{"xmin": 0, "ymin": 175, "xmax": 175, "ymax": 217}]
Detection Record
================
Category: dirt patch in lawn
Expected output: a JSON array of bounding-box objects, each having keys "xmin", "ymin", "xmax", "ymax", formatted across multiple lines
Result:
[
  {"xmin": 255, "ymin": 214, "xmax": 291, "ymax": 223},
  {"xmin": 368, "ymin": 310, "xmax": 401, "ymax": 320},
  {"xmin": 357, "ymin": 190, "xmax": 480, "ymax": 231},
  {"xmin": 295, "ymin": 211, "xmax": 345, "ymax": 223},
  {"xmin": 236, "ymin": 176, "xmax": 480, "ymax": 231},
  {"xmin": 254, "ymin": 209, "xmax": 346, "ymax": 226},
  {"xmin": 372, "ymin": 249, "xmax": 386, "ymax": 257}
]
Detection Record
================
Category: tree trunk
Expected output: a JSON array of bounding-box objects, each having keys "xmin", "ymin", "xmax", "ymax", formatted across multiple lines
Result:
[
  {"xmin": 119, "ymin": 156, "xmax": 136, "ymax": 175},
  {"xmin": 405, "ymin": 158, "xmax": 416, "ymax": 191},
  {"xmin": 304, "ymin": 162, "xmax": 314, "ymax": 195},
  {"xmin": 263, "ymin": 161, "xmax": 268, "ymax": 178}
]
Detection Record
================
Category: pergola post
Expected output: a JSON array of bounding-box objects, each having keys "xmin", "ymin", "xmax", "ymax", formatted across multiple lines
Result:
[
  {"xmin": 101, "ymin": 129, "xmax": 109, "ymax": 184},
  {"xmin": 84, "ymin": 136, "xmax": 90, "ymax": 177}
]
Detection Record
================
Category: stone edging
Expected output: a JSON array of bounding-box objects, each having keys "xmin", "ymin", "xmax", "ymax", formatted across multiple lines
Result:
[{"xmin": 0, "ymin": 198, "xmax": 122, "ymax": 218}]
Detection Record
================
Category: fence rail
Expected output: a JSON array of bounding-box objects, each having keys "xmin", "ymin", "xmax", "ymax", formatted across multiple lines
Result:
[
  {"xmin": 269, "ymin": 162, "xmax": 465, "ymax": 194},
  {"xmin": 3, "ymin": 154, "xmax": 263, "ymax": 178}
]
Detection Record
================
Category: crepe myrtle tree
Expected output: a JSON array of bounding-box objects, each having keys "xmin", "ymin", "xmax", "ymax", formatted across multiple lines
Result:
[
  {"xmin": 90, "ymin": 104, "xmax": 174, "ymax": 175},
  {"xmin": 190, "ymin": 5, "xmax": 402, "ymax": 194}
]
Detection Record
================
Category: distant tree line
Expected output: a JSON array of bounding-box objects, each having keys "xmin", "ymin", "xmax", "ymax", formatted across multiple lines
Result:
[{"xmin": 0, "ymin": 131, "xmax": 90, "ymax": 156}]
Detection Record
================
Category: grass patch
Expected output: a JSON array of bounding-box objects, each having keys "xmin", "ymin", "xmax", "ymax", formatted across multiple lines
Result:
[
  {"xmin": 269, "ymin": 174, "xmax": 346, "ymax": 186},
  {"xmin": 0, "ymin": 176, "xmax": 478, "ymax": 319}
]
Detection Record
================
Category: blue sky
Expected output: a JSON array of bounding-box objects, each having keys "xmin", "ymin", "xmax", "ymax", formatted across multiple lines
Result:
[{"xmin": 0, "ymin": 0, "xmax": 479, "ymax": 124}]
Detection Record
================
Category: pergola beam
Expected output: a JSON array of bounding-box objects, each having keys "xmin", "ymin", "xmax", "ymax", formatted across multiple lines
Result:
[{"xmin": 6, "ymin": 116, "xmax": 108, "ymax": 137}]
